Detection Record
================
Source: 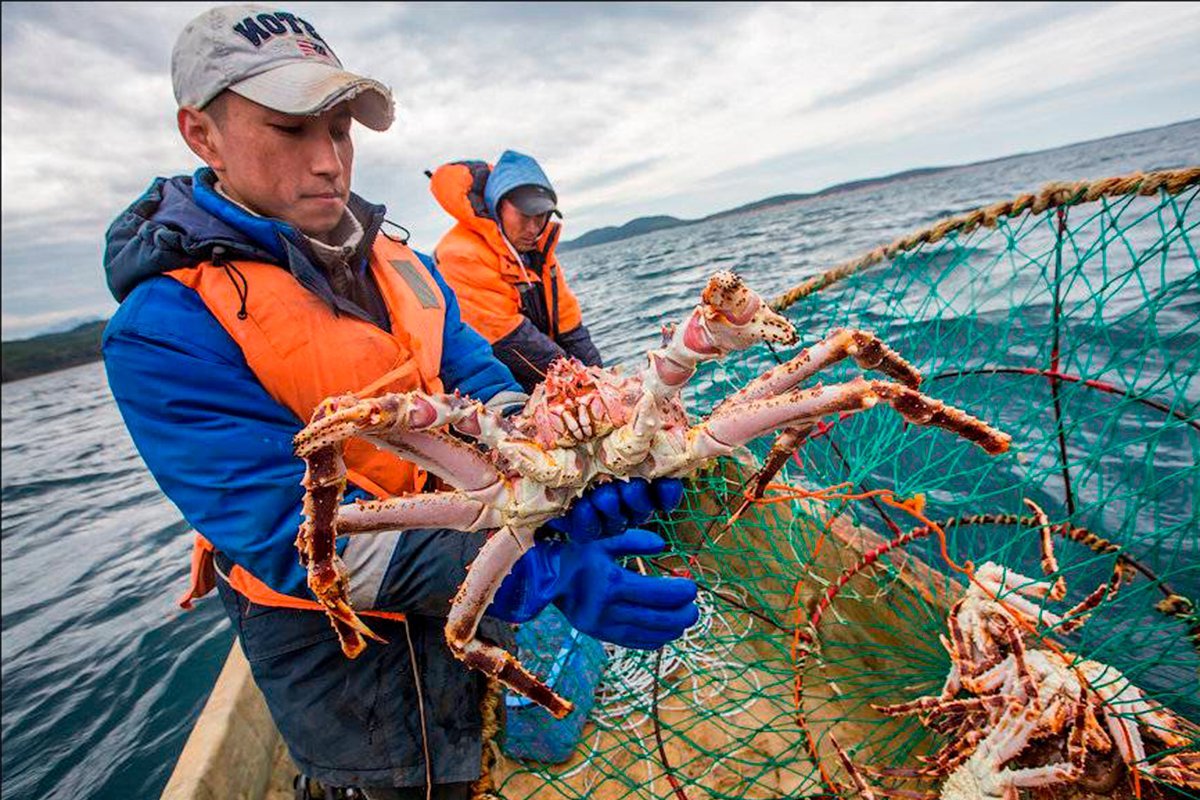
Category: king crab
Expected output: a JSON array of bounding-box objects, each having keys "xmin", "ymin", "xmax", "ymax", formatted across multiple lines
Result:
[
  {"xmin": 834, "ymin": 501, "xmax": 1199, "ymax": 799},
  {"xmin": 292, "ymin": 271, "xmax": 1012, "ymax": 718}
]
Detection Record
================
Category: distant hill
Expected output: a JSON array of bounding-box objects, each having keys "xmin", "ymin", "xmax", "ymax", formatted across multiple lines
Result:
[
  {"xmin": 557, "ymin": 116, "xmax": 1200, "ymax": 253},
  {"xmin": 558, "ymin": 165, "xmax": 955, "ymax": 251},
  {"xmin": 2, "ymin": 320, "xmax": 106, "ymax": 383},
  {"xmin": 558, "ymin": 215, "xmax": 691, "ymax": 252}
]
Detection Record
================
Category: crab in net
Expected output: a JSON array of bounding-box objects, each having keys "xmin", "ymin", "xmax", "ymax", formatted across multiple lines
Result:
[
  {"xmin": 292, "ymin": 271, "xmax": 1012, "ymax": 719},
  {"xmin": 832, "ymin": 500, "xmax": 1200, "ymax": 800}
]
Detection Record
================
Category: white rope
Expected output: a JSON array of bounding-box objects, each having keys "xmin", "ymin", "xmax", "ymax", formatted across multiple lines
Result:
[{"xmin": 591, "ymin": 570, "xmax": 759, "ymax": 730}]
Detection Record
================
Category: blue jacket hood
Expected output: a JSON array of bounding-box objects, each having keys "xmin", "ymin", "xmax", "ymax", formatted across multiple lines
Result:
[
  {"xmin": 483, "ymin": 151, "xmax": 556, "ymax": 219},
  {"xmin": 104, "ymin": 172, "xmax": 278, "ymax": 303},
  {"xmin": 104, "ymin": 169, "xmax": 387, "ymax": 304}
]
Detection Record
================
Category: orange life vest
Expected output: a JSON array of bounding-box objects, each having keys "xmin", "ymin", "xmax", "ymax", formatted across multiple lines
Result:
[
  {"xmin": 167, "ymin": 236, "xmax": 446, "ymax": 616},
  {"xmin": 429, "ymin": 161, "xmax": 584, "ymax": 343}
]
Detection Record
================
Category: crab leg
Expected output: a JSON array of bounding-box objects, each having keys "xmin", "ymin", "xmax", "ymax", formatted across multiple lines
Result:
[
  {"xmin": 1002, "ymin": 698, "xmax": 1089, "ymax": 788},
  {"xmin": 1024, "ymin": 499, "xmax": 1068, "ymax": 601},
  {"xmin": 1145, "ymin": 751, "xmax": 1200, "ymax": 789},
  {"xmin": 681, "ymin": 378, "xmax": 1011, "ymax": 469},
  {"xmin": 1056, "ymin": 565, "xmax": 1125, "ymax": 634},
  {"xmin": 713, "ymin": 328, "xmax": 922, "ymax": 417},
  {"xmin": 337, "ymin": 492, "xmax": 502, "ymax": 534},
  {"xmin": 444, "ymin": 524, "xmax": 575, "ymax": 719},
  {"xmin": 296, "ymin": 437, "xmax": 385, "ymax": 657},
  {"xmin": 601, "ymin": 272, "xmax": 798, "ymax": 472},
  {"xmin": 294, "ymin": 392, "xmax": 509, "ymax": 657},
  {"xmin": 874, "ymin": 693, "xmax": 1014, "ymax": 719},
  {"xmin": 828, "ymin": 733, "xmax": 882, "ymax": 800}
]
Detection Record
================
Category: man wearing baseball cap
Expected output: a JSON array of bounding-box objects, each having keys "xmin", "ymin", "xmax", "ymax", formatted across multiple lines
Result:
[
  {"xmin": 429, "ymin": 151, "xmax": 604, "ymax": 392},
  {"xmin": 101, "ymin": 6, "xmax": 696, "ymax": 799}
]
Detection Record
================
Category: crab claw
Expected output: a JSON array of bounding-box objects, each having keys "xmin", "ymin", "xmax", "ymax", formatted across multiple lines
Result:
[
  {"xmin": 698, "ymin": 271, "xmax": 799, "ymax": 352},
  {"xmin": 642, "ymin": 271, "xmax": 798, "ymax": 400}
]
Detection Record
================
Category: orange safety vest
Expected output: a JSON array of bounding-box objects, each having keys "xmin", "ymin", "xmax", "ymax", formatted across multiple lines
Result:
[
  {"xmin": 167, "ymin": 236, "xmax": 446, "ymax": 617},
  {"xmin": 429, "ymin": 161, "xmax": 584, "ymax": 344}
]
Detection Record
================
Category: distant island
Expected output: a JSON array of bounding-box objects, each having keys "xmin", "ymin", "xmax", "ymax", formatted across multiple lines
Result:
[
  {"xmin": 2, "ymin": 320, "xmax": 107, "ymax": 383},
  {"xmin": 557, "ymin": 166, "xmax": 949, "ymax": 252}
]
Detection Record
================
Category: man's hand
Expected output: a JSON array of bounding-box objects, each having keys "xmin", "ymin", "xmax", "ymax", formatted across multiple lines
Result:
[
  {"xmin": 489, "ymin": 528, "xmax": 698, "ymax": 651},
  {"xmin": 544, "ymin": 477, "xmax": 685, "ymax": 542}
]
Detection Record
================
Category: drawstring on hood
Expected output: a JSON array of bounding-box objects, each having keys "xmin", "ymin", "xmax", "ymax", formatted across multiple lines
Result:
[
  {"xmin": 211, "ymin": 245, "xmax": 249, "ymax": 320},
  {"xmin": 104, "ymin": 168, "xmax": 394, "ymax": 330}
]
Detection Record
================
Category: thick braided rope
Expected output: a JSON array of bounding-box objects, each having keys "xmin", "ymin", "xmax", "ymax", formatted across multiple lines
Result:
[
  {"xmin": 770, "ymin": 166, "xmax": 1200, "ymax": 311},
  {"xmin": 470, "ymin": 677, "xmax": 504, "ymax": 800}
]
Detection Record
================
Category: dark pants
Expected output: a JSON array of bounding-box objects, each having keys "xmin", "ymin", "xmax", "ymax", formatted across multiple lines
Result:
[{"xmin": 215, "ymin": 575, "xmax": 500, "ymax": 790}]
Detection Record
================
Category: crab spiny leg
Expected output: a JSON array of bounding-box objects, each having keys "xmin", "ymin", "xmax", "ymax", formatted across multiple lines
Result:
[
  {"xmin": 867, "ymin": 381, "xmax": 1010, "ymax": 455},
  {"xmin": 855, "ymin": 764, "xmax": 943, "ymax": 797},
  {"xmin": 828, "ymin": 733, "xmax": 880, "ymax": 800},
  {"xmin": 1079, "ymin": 660, "xmax": 1151, "ymax": 765},
  {"xmin": 968, "ymin": 655, "xmax": 1022, "ymax": 700},
  {"xmin": 946, "ymin": 603, "xmax": 980, "ymax": 681},
  {"xmin": 994, "ymin": 615, "xmax": 1039, "ymax": 704},
  {"xmin": 1083, "ymin": 660, "xmax": 1200, "ymax": 749},
  {"xmin": 1004, "ymin": 699, "xmax": 1089, "ymax": 788},
  {"xmin": 1057, "ymin": 565, "xmax": 1124, "ymax": 634},
  {"xmin": 725, "ymin": 332, "xmax": 927, "ymax": 517},
  {"xmin": 933, "ymin": 728, "xmax": 990, "ymax": 774},
  {"xmin": 720, "ymin": 423, "xmax": 815, "ymax": 526},
  {"xmin": 444, "ymin": 525, "xmax": 574, "ymax": 719},
  {"xmin": 755, "ymin": 425, "xmax": 814, "ymax": 485},
  {"xmin": 938, "ymin": 637, "xmax": 964, "ymax": 699},
  {"xmin": 714, "ymin": 328, "xmax": 923, "ymax": 416},
  {"xmin": 294, "ymin": 392, "xmax": 510, "ymax": 656},
  {"xmin": 296, "ymin": 439, "xmax": 384, "ymax": 657},
  {"xmin": 688, "ymin": 378, "xmax": 1010, "ymax": 470},
  {"xmin": 875, "ymin": 694, "xmax": 1014, "ymax": 719},
  {"xmin": 1024, "ymin": 499, "xmax": 1067, "ymax": 601},
  {"xmin": 337, "ymin": 492, "xmax": 502, "ymax": 535},
  {"xmin": 1144, "ymin": 751, "xmax": 1200, "ymax": 789}
]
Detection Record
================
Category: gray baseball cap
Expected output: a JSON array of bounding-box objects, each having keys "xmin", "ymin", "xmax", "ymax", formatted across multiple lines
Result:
[
  {"xmin": 505, "ymin": 185, "xmax": 559, "ymax": 216},
  {"xmin": 172, "ymin": 4, "xmax": 394, "ymax": 131}
]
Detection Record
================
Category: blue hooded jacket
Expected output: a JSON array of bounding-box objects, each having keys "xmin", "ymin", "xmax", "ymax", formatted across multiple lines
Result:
[{"xmin": 102, "ymin": 169, "xmax": 523, "ymax": 600}]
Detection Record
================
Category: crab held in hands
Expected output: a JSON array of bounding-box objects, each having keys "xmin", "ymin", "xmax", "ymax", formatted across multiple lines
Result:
[{"xmin": 292, "ymin": 271, "xmax": 1012, "ymax": 718}]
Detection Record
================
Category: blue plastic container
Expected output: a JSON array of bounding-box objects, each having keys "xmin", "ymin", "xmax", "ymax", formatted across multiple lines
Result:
[{"xmin": 502, "ymin": 605, "xmax": 607, "ymax": 763}]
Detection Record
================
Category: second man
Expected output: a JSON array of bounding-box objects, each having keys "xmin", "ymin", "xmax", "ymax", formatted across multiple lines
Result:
[{"xmin": 430, "ymin": 150, "xmax": 602, "ymax": 391}]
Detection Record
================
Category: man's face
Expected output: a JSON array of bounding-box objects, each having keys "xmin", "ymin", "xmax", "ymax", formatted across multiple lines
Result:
[
  {"xmin": 498, "ymin": 199, "xmax": 551, "ymax": 253},
  {"xmin": 199, "ymin": 93, "xmax": 354, "ymax": 237}
]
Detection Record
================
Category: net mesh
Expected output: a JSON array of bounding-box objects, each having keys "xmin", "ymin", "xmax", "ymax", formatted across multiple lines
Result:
[{"xmin": 491, "ymin": 171, "xmax": 1200, "ymax": 799}]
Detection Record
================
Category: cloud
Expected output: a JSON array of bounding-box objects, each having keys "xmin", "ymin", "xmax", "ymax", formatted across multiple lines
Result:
[{"xmin": 2, "ymin": 1, "xmax": 1198, "ymax": 340}]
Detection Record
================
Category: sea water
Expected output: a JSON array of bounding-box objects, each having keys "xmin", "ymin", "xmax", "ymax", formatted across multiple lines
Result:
[{"xmin": 2, "ymin": 120, "xmax": 1198, "ymax": 798}]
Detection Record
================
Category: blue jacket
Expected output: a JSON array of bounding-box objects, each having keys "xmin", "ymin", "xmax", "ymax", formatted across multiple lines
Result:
[{"xmin": 102, "ymin": 169, "xmax": 523, "ymax": 601}]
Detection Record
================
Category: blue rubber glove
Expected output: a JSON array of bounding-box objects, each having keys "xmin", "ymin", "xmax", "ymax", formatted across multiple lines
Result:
[
  {"xmin": 544, "ymin": 477, "xmax": 686, "ymax": 542},
  {"xmin": 489, "ymin": 528, "xmax": 699, "ymax": 651}
]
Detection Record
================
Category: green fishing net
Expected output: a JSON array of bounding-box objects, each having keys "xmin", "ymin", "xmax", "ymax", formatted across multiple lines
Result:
[{"xmin": 492, "ymin": 170, "xmax": 1199, "ymax": 800}]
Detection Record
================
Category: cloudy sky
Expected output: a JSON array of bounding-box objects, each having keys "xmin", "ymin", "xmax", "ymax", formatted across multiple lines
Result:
[{"xmin": 2, "ymin": 1, "xmax": 1198, "ymax": 340}]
